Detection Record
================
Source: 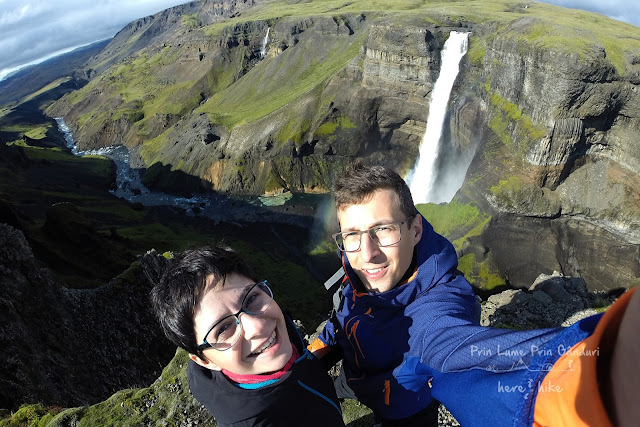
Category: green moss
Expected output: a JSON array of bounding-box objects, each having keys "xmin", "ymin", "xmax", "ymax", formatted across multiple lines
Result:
[
  {"xmin": 126, "ymin": 110, "xmax": 145, "ymax": 123},
  {"xmin": 65, "ymin": 46, "xmax": 202, "ymax": 140},
  {"xmin": 182, "ymin": 13, "xmax": 198, "ymax": 29},
  {"xmin": 417, "ymin": 201, "xmax": 481, "ymax": 237},
  {"xmin": 19, "ymin": 77, "xmax": 72, "ymax": 104},
  {"xmin": 114, "ymin": 261, "xmax": 141, "ymax": 285},
  {"xmin": 75, "ymin": 109, "xmax": 103, "ymax": 129},
  {"xmin": 24, "ymin": 125, "xmax": 51, "ymax": 140},
  {"xmin": 314, "ymin": 115, "xmax": 356, "ymax": 140},
  {"xmin": 458, "ymin": 253, "xmax": 481, "ymax": 287},
  {"xmin": 457, "ymin": 253, "xmax": 506, "ymax": 290},
  {"xmin": 416, "ymin": 200, "xmax": 490, "ymax": 250},
  {"xmin": 117, "ymin": 223, "xmax": 201, "ymax": 253},
  {"xmin": 79, "ymin": 202, "xmax": 146, "ymax": 222},
  {"xmin": 265, "ymin": 166, "xmax": 288, "ymax": 192},
  {"xmin": 275, "ymin": 117, "xmax": 312, "ymax": 146},
  {"xmin": 21, "ymin": 146, "xmax": 113, "ymax": 176},
  {"xmin": 490, "ymin": 176, "xmax": 524, "ymax": 195},
  {"xmin": 487, "ymin": 92, "xmax": 545, "ymax": 155},
  {"xmin": 302, "ymin": 156, "xmax": 332, "ymax": 191},
  {"xmin": 0, "ymin": 404, "xmax": 56, "ymax": 427},
  {"xmin": 139, "ymin": 132, "xmax": 170, "ymax": 165},
  {"xmin": 1, "ymin": 123, "xmax": 51, "ymax": 141},
  {"xmin": 466, "ymin": 38, "xmax": 486, "ymax": 65},
  {"xmin": 478, "ymin": 260, "xmax": 505, "ymax": 290},
  {"xmin": 207, "ymin": 63, "xmax": 236, "ymax": 94},
  {"xmin": 452, "ymin": 217, "xmax": 491, "ymax": 250}
]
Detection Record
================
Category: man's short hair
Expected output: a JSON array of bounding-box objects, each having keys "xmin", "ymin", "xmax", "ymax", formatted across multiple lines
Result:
[
  {"xmin": 334, "ymin": 163, "xmax": 417, "ymax": 217},
  {"xmin": 149, "ymin": 245, "xmax": 256, "ymax": 359}
]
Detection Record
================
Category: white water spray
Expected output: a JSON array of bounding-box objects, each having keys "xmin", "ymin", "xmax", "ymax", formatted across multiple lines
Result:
[
  {"xmin": 260, "ymin": 27, "xmax": 270, "ymax": 58},
  {"xmin": 408, "ymin": 31, "xmax": 469, "ymax": 204}
]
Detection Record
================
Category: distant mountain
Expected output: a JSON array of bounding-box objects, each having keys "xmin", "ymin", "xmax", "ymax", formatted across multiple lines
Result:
[{"xmin": 0, "ymin": 40, "xmax": 110, "ymax": 106}]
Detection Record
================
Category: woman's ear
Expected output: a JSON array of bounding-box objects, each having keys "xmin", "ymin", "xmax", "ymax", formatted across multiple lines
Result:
[{"xmin": 190, "ymin": 353, "xmax": 221, "ymax": 371}]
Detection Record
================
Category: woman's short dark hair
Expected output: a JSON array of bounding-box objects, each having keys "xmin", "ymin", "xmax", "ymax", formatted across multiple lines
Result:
[
  {"xmin": 333, "ymin": 163, "xmax": 417, "ymax": 218},
  {"xmin": 149, "ymin": 245, "xmax": 256, "ymax": 359}
]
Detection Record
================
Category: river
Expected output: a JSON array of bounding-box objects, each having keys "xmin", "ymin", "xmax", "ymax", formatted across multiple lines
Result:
[{"xmin": 53, "ymin": 118, "xmax": 326, "ymax": 228}]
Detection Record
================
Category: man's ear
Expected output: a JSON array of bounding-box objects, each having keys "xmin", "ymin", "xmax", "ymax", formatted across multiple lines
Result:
[
  {"xmin": 189, "ymin": 353, "xmax": 221, "ymax": 371},
  {"xmin": 412, "ymin": 213, "xmax": 423, "ymax": 244}
]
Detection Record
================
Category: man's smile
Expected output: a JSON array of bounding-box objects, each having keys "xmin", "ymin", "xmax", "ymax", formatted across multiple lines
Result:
[{"xmin": 362, "ymin": 266, "xmax": 388, "ymax": 280}]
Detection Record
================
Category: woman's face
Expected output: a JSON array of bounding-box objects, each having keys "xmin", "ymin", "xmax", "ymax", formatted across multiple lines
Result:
[{"xmin": 190, "ymin": 273, "xmax": 292, "ymax": 375}]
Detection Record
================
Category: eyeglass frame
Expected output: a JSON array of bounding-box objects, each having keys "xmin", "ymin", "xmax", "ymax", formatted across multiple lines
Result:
[
  {"xmin": 331, "ymin": 215, "xmax": 417, "ymax": 253},
  {"xmin": 196, "ymin": 280, "xmax": 273, "ymax": 352}
]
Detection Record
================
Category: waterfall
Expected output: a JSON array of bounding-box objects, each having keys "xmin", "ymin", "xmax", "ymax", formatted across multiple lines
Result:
[
  {"xmin": 408, "ymin": 31, "xmax": 469, "ymax": 204},
  {"xmin": 260, "ymin": 27, "xmax": 270, "ymax": 58}
]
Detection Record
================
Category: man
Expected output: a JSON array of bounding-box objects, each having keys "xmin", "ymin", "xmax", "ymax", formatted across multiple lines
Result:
[{"xmin": 308, "ymin": 163, "xmax": 629, "ymax": 426}]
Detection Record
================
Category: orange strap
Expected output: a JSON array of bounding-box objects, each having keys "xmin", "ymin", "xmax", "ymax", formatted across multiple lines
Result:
[
  {"xmin": 307, "ymin": 337, "xmax": 331, "ymax": 359},
  {"xmin": 533, "ymin": 287, "xmax": 636, "ymax": 426}
]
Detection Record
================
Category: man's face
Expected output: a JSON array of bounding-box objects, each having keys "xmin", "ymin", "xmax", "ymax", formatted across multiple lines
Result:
[
  {"xmin": 337, "ymin": 189, "xmax": 422, "ymax": 293},
  {"xmin": 190, "ymin": 273, "xmax": 292, "ymax": 375}
]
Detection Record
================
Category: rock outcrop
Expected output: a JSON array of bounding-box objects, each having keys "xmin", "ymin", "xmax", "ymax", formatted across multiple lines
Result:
[
  {"xmin": 481, "ymin": 271, "xmax": 617, "ymax": 329},
  {"xmin": 0, "ymin": 223, "xmax": 176, "ymax": 410}
]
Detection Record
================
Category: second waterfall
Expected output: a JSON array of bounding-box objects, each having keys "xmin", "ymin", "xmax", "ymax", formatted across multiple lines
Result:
[{"xmin": 407, "ymin": 31, "xmax": 469, "ymax": 204}]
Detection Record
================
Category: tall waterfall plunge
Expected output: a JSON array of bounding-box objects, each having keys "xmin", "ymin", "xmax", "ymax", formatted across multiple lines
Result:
[
  {"xmin": 260, "ymin": 27, "xmax": 270, "ymax": 58},
  {"xmin": 407, "ymin": 31, "xmax": 469, "ymax": 204}
]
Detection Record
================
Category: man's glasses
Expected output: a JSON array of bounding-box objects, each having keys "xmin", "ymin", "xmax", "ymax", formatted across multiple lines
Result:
[
  {"xmin": 197, "ymin": 280, "xmax": 273, "ymax": 352},
  {"xmin": 332, "ymin": 216, "xmax": 415, "ymax": 253}
]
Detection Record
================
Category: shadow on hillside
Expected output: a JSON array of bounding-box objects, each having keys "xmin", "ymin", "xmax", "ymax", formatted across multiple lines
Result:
[{"xmin": 140, "ymin": 162, "xmax": 209, "ymax": 196}]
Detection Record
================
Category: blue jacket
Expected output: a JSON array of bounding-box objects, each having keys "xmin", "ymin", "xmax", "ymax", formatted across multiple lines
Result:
[{"xmin": 317, "ymin": 216, "xmax": 580, "ymax": 422}]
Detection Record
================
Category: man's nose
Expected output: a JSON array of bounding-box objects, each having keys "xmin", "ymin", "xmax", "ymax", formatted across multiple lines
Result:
[{"xmin": 359, "ymin": 231, "xmax": 381, "ymax": 262}]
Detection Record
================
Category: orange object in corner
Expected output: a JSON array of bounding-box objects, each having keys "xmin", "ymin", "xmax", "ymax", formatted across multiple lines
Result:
[{"xmin": 532, "ymin": 287, "xmax": 636, "ymax": 427}]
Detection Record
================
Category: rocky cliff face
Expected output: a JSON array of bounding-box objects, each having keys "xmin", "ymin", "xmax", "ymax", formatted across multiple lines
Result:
[
  {"xmin": 454, "ymin": 16, "xmax": 640, "ymax": 291},
  {"xmin": 46, "ymin": 0, "xmax": 640, "ymax": 292},
  {"xmin": 0, "ymin": 223, "xmax": 176, "ymax": 410}
]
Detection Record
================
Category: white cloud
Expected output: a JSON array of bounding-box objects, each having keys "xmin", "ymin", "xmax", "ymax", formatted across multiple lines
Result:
[
  {"xmin": 0, "ymin": 0, "xmax": 188, "ymax": 81},
  {"xmin": 537, "ymin": 0, "xmax": 640, "ymax": 27}
]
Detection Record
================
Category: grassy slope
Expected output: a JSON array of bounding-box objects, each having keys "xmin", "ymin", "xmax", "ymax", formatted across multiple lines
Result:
[{"xmin": 0, "ymin": 349, "xmax": 375, "ymax": 426}]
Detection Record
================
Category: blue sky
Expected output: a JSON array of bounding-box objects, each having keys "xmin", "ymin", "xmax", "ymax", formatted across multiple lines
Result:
[
  {"xmin": 539, "ymin": 0, "xmax": 639, "ymax": 28},
  {"xmin": 0, "ymin": 0, "xmax": 638, "ymax": 82}
]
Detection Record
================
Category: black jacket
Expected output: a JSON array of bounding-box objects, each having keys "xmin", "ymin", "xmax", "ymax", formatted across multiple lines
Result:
[{"xmin": 188, "ymin": 317, "xmax": 344, "ymax": 427}]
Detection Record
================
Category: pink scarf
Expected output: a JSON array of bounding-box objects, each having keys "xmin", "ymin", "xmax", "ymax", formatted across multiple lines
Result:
[{"xmin": 222, "ymin": 344, "xmax": 299, "ymax": 384}]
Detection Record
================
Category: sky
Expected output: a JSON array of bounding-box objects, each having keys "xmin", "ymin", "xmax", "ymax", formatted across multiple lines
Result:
[
  {"xmin": 1, "ymin": 0, "xmax": 639, "ymax": 82},
  {"xmin": 538, "ymin": 0, "xmax": 640, "ymax": 28},
  {"xmin": 0, "ymin": 0, "xmax": 189, "ymax": 81}
]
